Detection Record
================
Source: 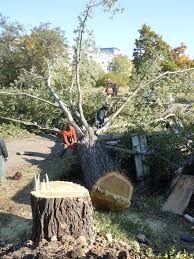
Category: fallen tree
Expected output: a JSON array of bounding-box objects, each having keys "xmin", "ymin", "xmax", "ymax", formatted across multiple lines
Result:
[{"xmin": 1, "ymin": 0, "xmax": 194, "ymax": 212}]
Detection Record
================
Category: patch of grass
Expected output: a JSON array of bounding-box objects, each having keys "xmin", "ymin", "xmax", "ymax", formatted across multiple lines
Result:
[
  {"xmin": 95, "ymin": 195, "xmax": 193, "ymax": 254},
  {"xmin": 0, "ymin": 123, "xmax": 30, "ymax": 139}
]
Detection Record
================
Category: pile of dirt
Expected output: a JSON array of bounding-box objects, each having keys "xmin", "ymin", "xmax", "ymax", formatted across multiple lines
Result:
[{"xmin": 0, "ymin": 233, "xmax": 150, "ymax": 259}]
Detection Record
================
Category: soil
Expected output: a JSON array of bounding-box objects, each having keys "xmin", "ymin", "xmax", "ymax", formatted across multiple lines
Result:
[{"xmin": 0, "ymin": 233, "xmax": 149, "ymax": 259}]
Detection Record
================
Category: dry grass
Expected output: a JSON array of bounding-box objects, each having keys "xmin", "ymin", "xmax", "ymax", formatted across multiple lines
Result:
[{"xmin": 0, "ymin": 155, "xmax": 66, "ymax": 243}]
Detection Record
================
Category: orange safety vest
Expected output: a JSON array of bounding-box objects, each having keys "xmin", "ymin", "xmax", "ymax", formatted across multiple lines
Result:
[{"xmin": 62, "ymin": 127, "xmax": 77, "ymax": 146}]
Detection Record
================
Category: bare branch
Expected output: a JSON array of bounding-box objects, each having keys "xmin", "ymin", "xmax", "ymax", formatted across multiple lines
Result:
[
  {"xmin": 0, "ymin": 116, "xmax": 60, "ymax": 134},
  {"xmin": 104, "ymin": 144, "xmax": 153, "ymax": 156},
  {"xmin": 47, "ymin": 64, "xmax": 84, "ymax": 137},
  {"xmin": 74, "ymin": 2, "xmax": 94, "ymax": 129},
  {"xmin": 105, "ymin": 144, "xmax": 179, "ymax": 169},
  {"xmin": 0, "ymin": 91, "xmax": 57, "ymax": 107},
  {"xmin": 150, "ymin": 113, "xmax": 176, "ymax": 125}
]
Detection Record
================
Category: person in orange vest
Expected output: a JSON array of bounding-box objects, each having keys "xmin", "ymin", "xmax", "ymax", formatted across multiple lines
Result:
[{"xmin": 59, "ymin": 123, "xmax": 77, "ymax": 157}]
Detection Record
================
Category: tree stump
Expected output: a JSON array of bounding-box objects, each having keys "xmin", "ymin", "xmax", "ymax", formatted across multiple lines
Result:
[{"xmin": 31, "ymin": 181, "xmax": 95, "ymax": 242}]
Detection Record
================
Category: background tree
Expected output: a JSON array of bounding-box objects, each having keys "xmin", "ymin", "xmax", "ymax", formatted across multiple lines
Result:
[
  {"xmin": 0, "ymin": 13, "xmax": 25, "ymax": 86},
  {"xmin": 0, "ymin": 15, "xmax": 69, "ymax": 88},
  {"xmin": 133, "ymin": 24, "xmax": 176, "ymax": 72},
  {"xmin": 25, "ymin": 23, "xmax": 68, "ymax": 76},
  {"xmin": 111, "ymin": 54, "xmax": 132, "ymax": 84},
  {"xmin": 171, "ymin": 42, "xmax": 194, "ymax": 68}
]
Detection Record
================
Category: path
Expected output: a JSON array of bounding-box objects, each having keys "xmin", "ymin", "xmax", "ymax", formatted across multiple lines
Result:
[
  {"xmin": 0, "ymin": 134, "xmax": 65, "ymax": 243},
  {"xmin": 5, "ymin": 134, "xmax": 62, "ymax": 171}
]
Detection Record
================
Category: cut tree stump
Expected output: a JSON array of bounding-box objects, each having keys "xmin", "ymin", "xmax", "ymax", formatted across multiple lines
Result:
[
  {"xmin": 31, "ymin": 181, "xmax": 95, "ymax": 242},
  {"xmin": 90, "ymin": 172, "xmax": 134, "ymax": 211}
]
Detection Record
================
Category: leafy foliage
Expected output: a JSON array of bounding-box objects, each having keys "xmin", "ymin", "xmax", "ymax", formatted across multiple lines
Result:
[
  {"xmin": 110, "ymin": 54, "xmax": 133, "ymax": 85},
  {"xmin": 133, "ymin": 24, "xmax": 176, "ymax": 72},
  {"xmin": 0, "ymin": 15, "xmax": 69, "ymax": 87},
  {"xmin": 79, "ymin": 52, "xmax": 104, "ymax": 89},
  {"xmin": 172, "ymin": 42, "xmax": 194, "ymax": 68},
  {"xmin": 0, "ymin": 123, "xmax": 29, "ymax": 139}
]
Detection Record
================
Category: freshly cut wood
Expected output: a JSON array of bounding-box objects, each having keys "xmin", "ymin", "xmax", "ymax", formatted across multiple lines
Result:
[
  {"xmin": 162, "ymin": 175, "xmax": 194, "ymax": 215},
  {"xmin": 31, "ymin": 181, "xmax": 95, "ymax": 242},
  {"xmin": 139, "ymin": 135, "xmax": 150, "ymax": 177},
  {"xmin": 132, "ymin": 135, "xmax": 144, "ymax": 180},
  {"xmin": 131, "ymin": 135, "xmax": 150, "ymax": 181},
  {"xmin": 90, "ymin": 172, "xmax": 134, "ymax": 211},
  {"xmin": 79, "ymin": 132, "xmax": 133, "ymax": 211}
]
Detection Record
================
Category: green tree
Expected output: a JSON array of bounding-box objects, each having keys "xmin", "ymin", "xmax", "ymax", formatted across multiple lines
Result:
[
  {"xmin": 0, "ymin": 16, "xmax": 69, "ymax": 87},
  {"xmin": 0, "ymin": 13, "xmax": 25, "ymax": 86},
  {"xmin": 79, "ymin": 52, "xmax": 104, "ymax": 89},
  {"xmin": 133, "ymin": 24, "xmax": 175, "ymax": 72},
  {"xmin": 111, "ymin": 54, "xmax": 132, "ymax": 85},
  {"xmin": 26, "ymin": 23, "xmax": 68, "ymax": 76}
]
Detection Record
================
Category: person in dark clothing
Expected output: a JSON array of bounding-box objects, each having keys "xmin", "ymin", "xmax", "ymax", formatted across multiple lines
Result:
[
  {"xmin": 96, "ymin": 105, "xmax": 108, "ymax": 128},
  {"xmin": 0, "ymin": 139, "xmax": 8, "ymax": 185}
]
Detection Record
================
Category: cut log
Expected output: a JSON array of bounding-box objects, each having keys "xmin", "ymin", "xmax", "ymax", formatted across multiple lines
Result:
[
  {"xmin": 91, "ymin": 172, "xmax": 134, "ymax": 211},
  {"xmin": 31, "ymin": 181, "xmax": 95, "ymax": 242},
  {"xmin": 79, "ymin": 130, "xmax": 134, "ymax": 211},
  {"xmin": 162, "ymin": 175, "xmax": 194, "ymax": 215},
  {"xmin": 139, "ymin": 135, "xmax": 150, "ymax": 177},
  {"xmin": 132, "ymin": 135, "xmax": 144, "ymax": 180}
]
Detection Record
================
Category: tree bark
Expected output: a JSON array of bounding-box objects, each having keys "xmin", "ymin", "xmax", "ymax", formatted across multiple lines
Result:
[
  {"xmin": 31, "ymin": 181, "xmax": 95, "ymax": 242},
  {"xmin": 78, "ymin": 128, "xmax": 134, "ymax": 211}
]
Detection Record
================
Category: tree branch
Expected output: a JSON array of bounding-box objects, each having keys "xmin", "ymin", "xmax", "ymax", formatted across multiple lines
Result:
[
  {"xmin": 104, "ymin": 144, "xmax": 179, "ymax": 169},
  {"xmin": 0, "ymin": 91, "xmax": 58, "ymax": 107},
  {"xmin": 0, "ymin": 116, "xmax": 60, "ymax": 134},
  {"xmin": 104, "ymin": 144, "xmax": 153, "ymax": 156},
  {"xmin": 98, "ymin": 67, "xmax": 194, "ymax": 133},
  {"xmin": 74, "ymin": 2, "xmax": 94, "ymax": 129},
  {"xmin": 47, "ymin": 64, "xmax": 83, "ymax": 137}
]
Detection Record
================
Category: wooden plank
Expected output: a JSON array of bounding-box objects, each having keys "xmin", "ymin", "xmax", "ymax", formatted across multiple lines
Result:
[
  {"xmin": 139, "ymin": 135, "xmax": 150, "ymax": 177},
  {"xmin": 132, "ymin": 136, "xmax": 144, "ymax": 180},
  {"xmin": 162, "ymin": 175, "xmax": 194, "ymax": 215}
]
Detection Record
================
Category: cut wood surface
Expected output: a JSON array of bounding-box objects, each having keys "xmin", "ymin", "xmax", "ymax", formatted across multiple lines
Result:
[
  {"xmin": 31, "ymin": 181, "xmax": 95, "ymax": 242},
  {"xmin": 90, "ymin": 172, "xmax": 134, "ymax": 211},
  {"xmin": 139, "ymin": 135, "xmax": 150, "ymax": 177},
  {"xmin": 79, "ymin": 134, "xmax": 134, "ymax": 211},
  {"xmin": 132, "ymin": 136, "xmax": 144, "ymax": 180},
  {"xmin": 162, "ymin": 175, "xmax": 194, "ymax": 215}
]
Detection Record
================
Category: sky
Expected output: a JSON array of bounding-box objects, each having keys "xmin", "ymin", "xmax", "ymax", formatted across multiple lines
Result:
[{"xmin": 0, "ymin": 0, "xmax": 194, "ymax": 58}]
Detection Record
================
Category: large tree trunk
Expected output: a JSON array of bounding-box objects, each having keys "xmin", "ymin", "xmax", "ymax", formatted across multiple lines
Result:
[
  {"xmin": 79, "ymin": 128, "xmax": 134, "ymax": 211},
  {"xmin": 31, "ymin": 181, "xmax": 95, "ymax": 242}
]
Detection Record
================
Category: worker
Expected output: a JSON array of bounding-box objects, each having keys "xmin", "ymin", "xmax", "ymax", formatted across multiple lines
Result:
[
  {"xmin": 96, "ymin": 105, "xmax": 108, "ymax": 129},
  {"xmin": 59, "ymin": 123, "xmax": 77, "ymax": 157}
]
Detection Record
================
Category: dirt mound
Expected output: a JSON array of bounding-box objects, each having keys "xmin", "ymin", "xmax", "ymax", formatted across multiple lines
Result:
[{"xmin": 0, "ymin": 233, "xmax": 149, "ymax": 259}]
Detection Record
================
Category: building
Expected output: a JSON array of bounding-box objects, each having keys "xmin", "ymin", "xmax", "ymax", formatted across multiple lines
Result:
[{"xmin": 67, "ymin": 47, "xmax": 120, "ymax": 72}]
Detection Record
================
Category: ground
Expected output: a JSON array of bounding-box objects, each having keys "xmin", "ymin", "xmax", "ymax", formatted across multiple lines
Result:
[
  {"xmin": 0, "ymin": 134, "xmax": 194, "ymax": 258},
  {"xmin": 0, "ymin": 134, "xmax": 65, "ymax": 243}
]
